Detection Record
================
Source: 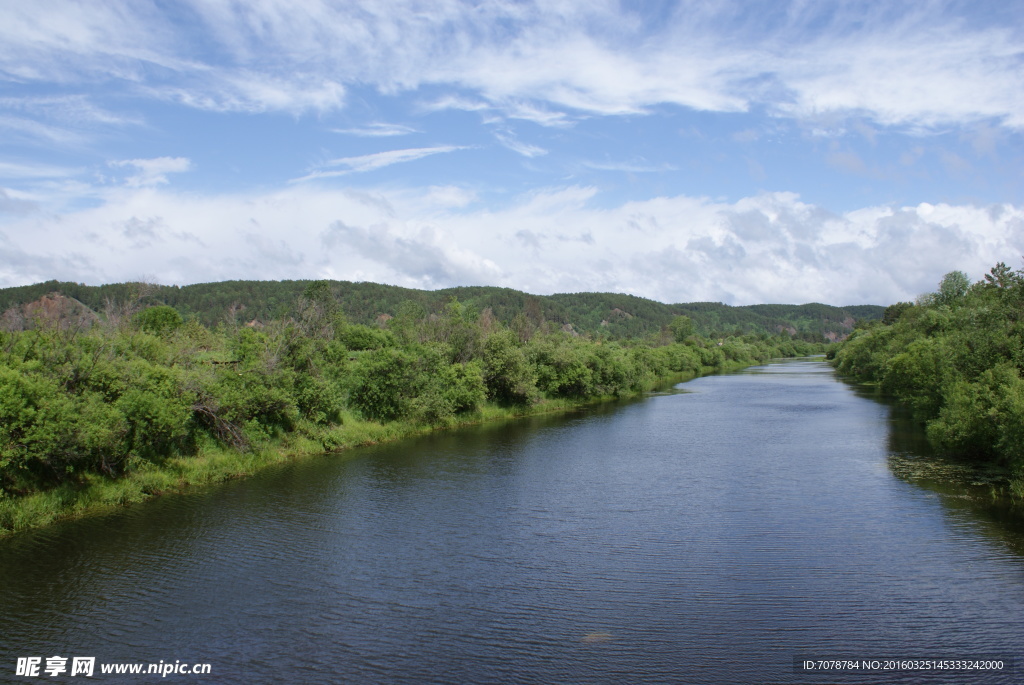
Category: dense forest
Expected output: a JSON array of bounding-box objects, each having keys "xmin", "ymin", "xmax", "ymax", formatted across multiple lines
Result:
[
  {"xmin": 831, "ymin": 263, "xmax": 1024, "ymax": 497},
  {"xmin": 0, "ymin": 279, "xmax": 883, "ymax": 341},
  {"xmin": 0, "ymin": 281, "xmax": 826, "ymax": 534}
]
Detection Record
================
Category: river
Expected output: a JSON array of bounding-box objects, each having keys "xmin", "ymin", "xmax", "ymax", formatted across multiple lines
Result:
[{"xmin": 2, "ymin": 359, "xmax": 1022, "ymax": 683}]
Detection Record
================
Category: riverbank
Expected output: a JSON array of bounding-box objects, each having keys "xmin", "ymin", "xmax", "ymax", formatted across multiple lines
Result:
[
  {"xmin": 829, "ymin": 264, "xmax": 1024, "ymax": 502},
  {"xmin": 7, "ymin": 354, "xmax": 1022, "ymax": 685},
  {"xmin": 1, "ymin": 362, "xmax": 758, "ymax": 538},
  {"xmin": 836, "ymin": 377, "xmax": 1024, "ymax": 502}
]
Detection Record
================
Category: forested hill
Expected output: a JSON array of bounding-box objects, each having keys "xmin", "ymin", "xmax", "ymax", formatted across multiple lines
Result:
[{"xmin": 0, "ymin": 279, "xmax": 883, "ymax": 340}]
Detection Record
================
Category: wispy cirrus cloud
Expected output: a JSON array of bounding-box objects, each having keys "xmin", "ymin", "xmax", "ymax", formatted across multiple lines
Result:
[
  {"xmin": 333, "ymin": 123, "xmax": 419, "ymax": 137},
  {"xmin": 0, "ymin": 95, "xmax": 142, "ymax": 127},
  {"xmin": 0, "ymin": 160, "xmax": 82, "ymax": 180},
  {"xmin": 0, "ymin": 115, "xmax": 93, "ymax": 146},
  {"xmin": 292, "ymin": 146, "xmax": 467, "ymax": 182},
  {"xmin": 0, "ymin": 1, "xmax": 187, "ymax": 82},
  {"xmin": 4, "ymin": 1, "xmax": 1020, "ymax": 131},
  {"xmin": 495, "ymin": 131, "xmax": 547, "ymax": 158},
  {"xmin": 1, "ymin": 1, "xmax": 1021, "ymax": 304},
  {"xmin": 582, "ymin": 159, "xmax": 677, "ymax": 173},
  {"xmin": 0, "ymin": 94, "xmax": 145, "ymax": 148}
]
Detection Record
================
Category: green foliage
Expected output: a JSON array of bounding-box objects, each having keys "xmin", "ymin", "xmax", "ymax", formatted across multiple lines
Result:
[
  {"xmin": 879, "ymin": 338, "xmax": 950, "ymax": 417},
  {"xmin": 937, "ymin": 270, "xmax": 970, "ymax": 307},
  {"xmin": 409, "ymin": 360, "xmax": 487, "ymax": 425},
  {"xmin": 0, "ymin": 365, "xmax": 127, "ymax": 487},
  {"xmin": 338, "ymin": 324, "xmax": 394, "ymax": 351},
  {"xmin": 134, "ymin": 305, "xmax": 183, "ymax": 336},
  {"xmin": 482, "ymin": 329, "xmax": 538, "ymax": 406},
  {"xmin": 882, "ymin": 302, "xmax": 913, "ymax": 325},
  {"xmin": 832, "ymin": 262, "xmax": 1024, "ymax": 483},
  {"xmin": 441, "ymin": 361, "xmax": 487, "ymax": 414},
  {"xmin": 348, "ymin": 347, "xmax": 429, "ymax": 422},
  {"xmin": 114, "ymin": 359, "xmax": 192, "ymax": 460},
  {"xmin": 1, "ymin": 279, "xmax": 883, "ymax": 341},
  {"xmin": 926, "ymin": 368, "xmax": 1005, "ymax": 461},
  {"xmin": 669, "ymin": 315, "xmax": 695, "ymax": 342},
  {"xmin": 0, "ymin": 278, "xmax": 826, "ymax": 518}
]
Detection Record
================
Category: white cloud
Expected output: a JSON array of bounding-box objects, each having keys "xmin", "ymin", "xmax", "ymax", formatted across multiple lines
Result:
[
  {"xmin": 495, "ymin": 132, "xmax": 547, "ymax": 158},
  {"xmin": 2, "ymin": 1, "xmax": 1021, "ymax": 130},
  {"xmin": 332, "ymin": 123, "xmax": 419, "ymax": 137},
  {"xmin": 0, "ymin": 161, "xmax": 81, "ymax": 180},
  {"xmin": 0, "ymin": 188, "xmax": 38, "ymax": 214},
  {"xmin": 583, "ymin": 160, "xmax": 676, "ymax": 173},
  {"xmin": 418, "ymin": 95, "xmax": 491, "ymax": 115},
  {"xmin": 110, "ymin": 157, "xmax": 192, "ymax": 187},
  {"xmin": 0, "ymin": 115, "xmax": 91, "ymax": 146},
  {"xmin": 293, "ymin": 146, "xmax": 467, "ymax": 181},
  {"xmin": 0, "ymin": 95, "xmax": 141, "ymax": 127},
  {"xmin": 0, "ymin": 93, "xmax": 142, "ymax": 151},
  {"xmin": 423, "ymin": 185, "xmax": 477, "ymax": 208},
  {"xmin": 2, "ymin": 182, "xmax": 1021, "ymax": 306},
  {"xmin": 0, "ymin": 1, "xmax": 187, "ymax": 82}
]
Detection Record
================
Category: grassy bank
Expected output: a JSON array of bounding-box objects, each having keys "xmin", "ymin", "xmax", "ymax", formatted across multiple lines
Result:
[
  {"xmin": 4, "ymin": 286, "xmax": 824, "ymax": 538},
  {"xmin": 1, "ymin": 365, "xmax": 739, "ymax": 537}
]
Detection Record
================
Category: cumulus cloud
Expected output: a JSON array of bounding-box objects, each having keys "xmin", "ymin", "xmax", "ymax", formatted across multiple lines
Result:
[
  {"xmin": 1, "ymin": 182, "xmax": 1021, "ymax": 306},
  {"xmin": 0, "ymin": 189, "xmax": 38, "ymax": 214},
  {"xmin": 321, "ymin": 220, "xmax": 500, "ymax": 288},
  {"xmin": 423, "ymin": 185, "xmax": 476, "ymax": 208},
  {"xmin": 120, "ymin": 215, "xmax": 166, "ymax": 248}
]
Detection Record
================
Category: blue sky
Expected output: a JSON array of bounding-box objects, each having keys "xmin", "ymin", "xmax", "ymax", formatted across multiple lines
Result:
[{"xmin": 1, "ymin": 0, "xmax": 1022, "ymax": 305}]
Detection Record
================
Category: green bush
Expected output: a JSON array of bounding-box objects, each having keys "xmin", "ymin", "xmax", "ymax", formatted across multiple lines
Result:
[
  {"xmin": 134, "ymin": 305, "xmax": 183, "ymax": 336},
  {"xmin": 339, "ymin": 324, "xmax": 395, "ymax": 351},
  {"xmin": 832, "ymin": 263, "xmax": 1024, "ymax": 485},
  {"xmin": 349, "ymin": 347, "xmax": 429, "ymax": 421},
  {"xmin": 482, "ymin": 330, "xmax": 538, "ymax": 405}
]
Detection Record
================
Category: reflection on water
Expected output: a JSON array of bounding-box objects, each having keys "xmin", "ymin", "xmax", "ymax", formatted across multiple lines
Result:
[
  {"xmin": 881, "ymin": 400, "xmax": 1024, "ymax": 558},
  {"xmin": 1, "ymin": 359, "xmax": 1022, "ymax": 684},
  {"xmin": 841, "ymin": 373, "xmax": 1024, "ymax": 556}
]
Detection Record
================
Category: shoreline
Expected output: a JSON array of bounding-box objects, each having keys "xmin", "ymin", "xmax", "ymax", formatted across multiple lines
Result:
[{"xmin": 1, "ymin": 362, "xmax": 753, "ymax": 539}]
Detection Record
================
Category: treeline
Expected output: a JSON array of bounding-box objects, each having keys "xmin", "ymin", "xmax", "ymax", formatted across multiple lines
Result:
[
  {"xmin": 831, "ymin": 263, "xmax": 1024, "ymax": 493},
  {"xmin": 0, "ymin": 279, "xmax": 883, "ymax": 341},
  {"xmin": 0, "ymin": 282, "xmax": 823, "ymax": 504}
]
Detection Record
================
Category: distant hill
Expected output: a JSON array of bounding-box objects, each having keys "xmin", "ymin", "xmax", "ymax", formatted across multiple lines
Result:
[{"xmin": 0, "ymin": 279, "xmax": 884, "ymax": 341}]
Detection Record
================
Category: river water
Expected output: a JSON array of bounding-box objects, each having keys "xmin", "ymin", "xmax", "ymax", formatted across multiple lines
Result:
[{"xmin": 2, "ymin": 359, "xmax": 1023, "ymax": 683}]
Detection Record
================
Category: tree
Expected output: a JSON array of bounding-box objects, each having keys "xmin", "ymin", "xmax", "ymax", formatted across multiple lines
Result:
[
  {"xmin": 882, "ymin": 302, "xmax": 913, "ymax": 325},
  {"xmin": 982, "ymin": 262, "xmax": 1021, "ymax": 289},
  {"xmin": 669, "ymin": 315, "xmax": 694, "ymax": 343},
  {"xmin": 298, "ymin": 280, "xmax": 339, "ymax": 338},
  {"xmin": 481, "ymin": 329, "xmax": 537, "ymax": 405},
  {"xmin": 936, "ymin": 270, "xmax": 970, "ymax": 307},
  {"xmin": 134, "ymin": 306, "xmax": 183, "ymax": 337},
  {"xmin": 348, "ymin": 347, "xmax": 425, "ymax": 421}
]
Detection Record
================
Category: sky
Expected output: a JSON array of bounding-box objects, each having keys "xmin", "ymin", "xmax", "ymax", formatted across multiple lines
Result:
[{"xmin": 1, "ymin": 0, "xmax": 1023, "ymax": 306}]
